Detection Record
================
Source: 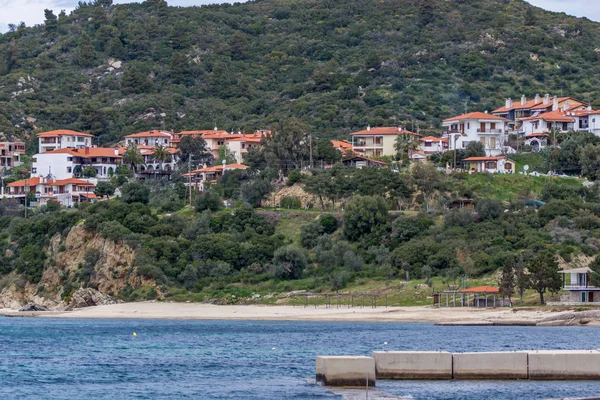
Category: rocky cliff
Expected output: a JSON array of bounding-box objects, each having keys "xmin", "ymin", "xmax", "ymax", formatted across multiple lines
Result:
[{"xmin": 0, "ymin": 223, "xmax": 157, "ymax": 310}]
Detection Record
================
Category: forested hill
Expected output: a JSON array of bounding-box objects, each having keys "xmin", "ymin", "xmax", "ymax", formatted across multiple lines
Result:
[{"xmin": 1, "ymin": 0, "xmax": 600, "ymax": 145}]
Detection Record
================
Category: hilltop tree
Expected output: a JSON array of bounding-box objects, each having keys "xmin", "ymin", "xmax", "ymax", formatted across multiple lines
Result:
[
  {"xmin": 44, "ymin": 9, "xmax": 58, "ymax": 31},
  {"xmin": 528, "ymin": 252, "xmax": 561, "ymax": 305}
]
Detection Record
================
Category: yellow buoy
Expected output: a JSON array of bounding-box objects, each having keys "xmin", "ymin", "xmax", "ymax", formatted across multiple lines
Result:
[{"xmin": 133, "ymin": 332, "xmax": 137, "ymax": 337}]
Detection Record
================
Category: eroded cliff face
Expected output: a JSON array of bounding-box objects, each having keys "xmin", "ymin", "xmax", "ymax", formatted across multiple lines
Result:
[{"xmin": 0, "ymin": 223, "xmax": 157, "ymax": 310}]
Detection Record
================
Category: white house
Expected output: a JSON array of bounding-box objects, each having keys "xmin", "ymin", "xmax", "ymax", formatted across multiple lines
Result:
[
  {"xmin": 37, "ymin": 130, "xmax": 93, "ymax": 153},
  {"xmin": 442, "ymin": 112, "xmax": 510, "ymax": 156},
  {"xmin": 350, "ymin": 126, "xmax": 420, "ymax": 158},
  {"xmin": 32, "ymin": 147, "xmax": 122, "ymax": 180},
  {"xmin": 175, "ymin": 129, "xmax": 267, "ymax": 163},
  {"xmin": 118, "ymin": 145, "xmax": 179, "ymax": 176},
  {"xmin": 6, "ymin": 177, "xmax": 97, "ymax": 207},
  {"xmin": 557, "ymin": 267, "xmax": 600, "ymax": 304},
  {"xmin": 124, "ymin": 130, "xmax": 174, "ymax": 147},
  {"xmin": 463, "ymin": 156, "xmax": 515, "ymax": 174},
  {"xmin": 183, "ymin": 163, "xmax": 249, "ymax": 192},
  {"xmin": 418, "ymin": 136, "xmax": 448, "ymax": 155}
]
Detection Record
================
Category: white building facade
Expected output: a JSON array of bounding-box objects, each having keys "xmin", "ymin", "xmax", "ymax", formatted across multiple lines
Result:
[
  {"xmin": 442, "ymin": 112, "xmax": 510, "ymax": 157},
  {"xmin": 37, "ymin": 130, "xmax": 93, "ymax": 153}
]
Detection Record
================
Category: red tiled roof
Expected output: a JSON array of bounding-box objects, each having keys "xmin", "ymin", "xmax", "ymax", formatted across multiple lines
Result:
[
  {"xmin": 458, "ymin": 286, "xmax": 499, "ymax": 293},
  {"xmin": 8, "ymin": 177, "xmax": 42, "ymax": 187},
  {"xmin": 419, "ymin": 136, "xmax": 446, "ymax": 142},
  {"xmin": 533, "ymin": 110, "xmax": 575, "ymax": 123},
  {"xmin": 37, "ymin": 130, "xmax": 93, "ymax": 138},
  {"xmin": 124, "ymin": 130, "xmax": 172, "ymax": 139},
  {"xmin": 351, "ymin": 127, "xmax": 419, "ymax": 136},
  {"xmin": 443, "ymin": 112, "xmax": 509, "ymax": 122},
  {"xmin": 331, "ymin": 140, "xmax": 353, "ymax": 150}
]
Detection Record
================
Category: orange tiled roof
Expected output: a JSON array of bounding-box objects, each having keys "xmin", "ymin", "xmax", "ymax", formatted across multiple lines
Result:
[
  {"xmin": 458, "ymin": 286, "xmax": 499, "ymax": 293},
  {"xmin": 533, "ymin": 110, "xmax": 575, "ymax": 123},
  {"xmin": 351, "ymin": 127, "xmax": 419, "ymax": 136},
  {"xmin": 8, "ymin": 177, "xmax": 95, "ymax": 187},
  {"xmin": 37, "ymin": 130, "xmax": 93, "ymax": 138},
  {"xmin": 443, "ymin": 112, "xmax": 509, "ymax": 122},
  {"xmin": 331, "ymin": 140, "xmax": 353, "ymax": 150}
]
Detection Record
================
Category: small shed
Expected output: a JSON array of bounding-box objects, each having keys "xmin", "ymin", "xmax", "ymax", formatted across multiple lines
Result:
[{"xmin": 435, "ymin": 286, "xmax": 507, "ymax": 308}]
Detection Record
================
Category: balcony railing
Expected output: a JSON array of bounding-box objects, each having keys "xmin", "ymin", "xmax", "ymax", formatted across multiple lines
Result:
[
  {"xmin": 563, "ymin": 285, "xmax": 597, "ymax": 290},
  {"xmin": 477, "ymin": 129, "xmax": 505, "ymax": 134}
]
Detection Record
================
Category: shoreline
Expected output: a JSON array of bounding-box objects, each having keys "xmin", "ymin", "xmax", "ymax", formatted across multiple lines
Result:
[{"xmin": 0, "ymin": 303, "xmax": 579, "ymax": 324}]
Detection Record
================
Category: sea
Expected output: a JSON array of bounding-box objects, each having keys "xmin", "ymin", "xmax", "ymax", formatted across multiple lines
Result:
[{"xmin": 1, "ymin": 318, "xmax": 600, "ymax": 399}]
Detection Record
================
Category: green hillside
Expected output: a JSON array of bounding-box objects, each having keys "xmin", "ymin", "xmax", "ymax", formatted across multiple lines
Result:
[{"xmin": 1, "ymin": 0, "xmax": 600, "ymax": 145}]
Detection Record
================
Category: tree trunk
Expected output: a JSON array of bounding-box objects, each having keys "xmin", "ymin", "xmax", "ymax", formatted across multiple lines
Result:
[{"xmin": 539, "ymin": 291, "xmax": 545, "ymax": 305}]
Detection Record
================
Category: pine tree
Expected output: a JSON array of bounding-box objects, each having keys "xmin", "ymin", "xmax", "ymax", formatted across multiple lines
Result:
[
  {"xmin": 120, "ymin": 63, "xmax": 152, "ymax": 94},
  {"xmin": 44, "ymin": 9, "xmax": 58, "ymax": 32},
  {"xmin": 524, "ymin": 7, "xmax": 536, "ymax": 26},
  {"xmin": 499, "ymin": 260, "xmax": 516, "ymax": 306},
  {"xmin": 170, "ymin": 53, "xmax": 191, "ymax": 85},
  {"xmin": 76, "ymin": 32, "xmax": 96, "ymax": 67}
]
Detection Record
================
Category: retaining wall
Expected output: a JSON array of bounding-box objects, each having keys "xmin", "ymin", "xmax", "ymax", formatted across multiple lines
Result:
[
  {"xmin": 372, "ymin": 351, "xmax": 452, "ymax": 379},
  {"xmin": 452, "ymin": 352, "xmax": 528, "ymax": 379},
  {"xmin": 316, "ymin": 356, "xmax": 375, "ymax": 387}
]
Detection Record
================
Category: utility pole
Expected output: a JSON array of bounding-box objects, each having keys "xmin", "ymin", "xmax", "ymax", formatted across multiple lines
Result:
[
  {"xmin": 188, "ymin": 155, "xmax": 193, "ymax": 207},
  {"xmin": 309, "ymin": 134, "xmax": 313, "ymax": 169}
]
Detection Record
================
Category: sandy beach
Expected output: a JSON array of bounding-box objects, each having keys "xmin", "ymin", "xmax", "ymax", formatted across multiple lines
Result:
[{"xmin": 0, "ymin": 302, "xmax": 562, "ymax": 323}]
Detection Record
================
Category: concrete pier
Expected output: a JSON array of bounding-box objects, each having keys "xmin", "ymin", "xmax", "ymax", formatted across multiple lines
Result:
[
  {"xmin": 452, "ymin": 352, "xmax": 529, "ymax": 379},
  {"xmin": 372, "ymin": 351, "xmax": 452, "ymax": 379},
  {"xmin": 528, "ymin": 350, "xmax": 600, "ymax": 380},
  {"xmin": 316, "ymin": 356, "xmax": 375, "ymax": 387}
]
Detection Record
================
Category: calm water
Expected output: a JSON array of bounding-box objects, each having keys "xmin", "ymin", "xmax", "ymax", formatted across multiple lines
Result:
[{"xmin": 1, "ymin": 318, "xmax": 600, "ymax": 399}]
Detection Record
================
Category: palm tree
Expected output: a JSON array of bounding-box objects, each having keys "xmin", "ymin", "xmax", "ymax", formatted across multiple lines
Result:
[
  {"xmin": 152, "ymin": 144, "xmax": 171, "ymax": 176},
  {"xmin": 394, "ymin": 133, "xmax": 419, "ymax": 162},
  {"xmin": 123, "ymin": 143, "xmax": 143, "ymax": 172}
]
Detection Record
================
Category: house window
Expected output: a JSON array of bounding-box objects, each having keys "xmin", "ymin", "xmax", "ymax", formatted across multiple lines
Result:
[
  {"xmin": 490, "ymin": 123, "xmax": 496, "ymax": 130},
  {"xmin": 32, "ymin": 168, "xmax": 37, "ymax": 173},
  {"xmin": 67, "ymin": 137, "xmax": 70, "ymax": 142},
  {"xmin": 505, "ymin": 162, "xmax": 512, "ymax": 171},
  {"xmin": 562, "ymin": 122, "xmax": 568, "ymax": 131},
  {"xmin": 424, "ymin": 142, "xmax": 432, "ymax": 147},
  {"xmin": 486, "ymin": 162, "xmax": 496, "ymax": 169},
  {"xmin": 480, "ymin": 137, "xmax": 486, "ymax": 146},
  {"xmin": 67, "ymin": 157, "xmax": 73, "ymax": 161},
  {"xmin": 67, "ymin": 167, "xmax": 72, "ymax": 173},
  {"xmin": 375, "ymin": 137, "xmax": 382, "ymax": 145},
  {"xmin": 490, "ymin": 137, "xmax": 496, "ymax": 148},
  {"xmin": 467, "ymin": 123, "xmax": 470, "ymax": 129}
]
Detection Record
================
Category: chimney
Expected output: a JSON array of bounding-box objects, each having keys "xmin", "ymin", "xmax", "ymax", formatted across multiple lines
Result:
[
  {"xmin": 85, "ymin": 147, "xmax": 90, "ymax": 155},
  {"xmin": 367, "ymin": 125, "xmax": 371, "ymax": 132},
  {"xmin": 544, "ymin": 94, "xmax": 550, "ymax": 105},
  {"xmin": 214, "ymin": 126, "xmax": 218, "ymax": 131},
  {"xmin": 552, "ymin": 96, "xmax": 559, "ymax": 111},
  {"xmin": 398, "ymin": 126, "xmax": 402, "ymax": 132},
  {"xmin": 588, "ymin": 105, "xmax": 592, "ymax": 111},
  {"xmin": 521, "ymin": 95, "xmax": 526, "ymax": 106},
  {"xmin": 564, "ymin": 100, "xmax": 570, "ymax": 111},
  {"xmin": 535, "ymin": 93, "xmax": 540, "ymax": 103},
  {"xmin": 114, "ymin": 149, "xmax": 119, "ymax": 156},
  {"xmin": 484, "ymin": 110, "xmax": 488, "ymax": 114},
  {"xmin": 505, "ymin": 98, "xmax": 512, "ymax": 109}
]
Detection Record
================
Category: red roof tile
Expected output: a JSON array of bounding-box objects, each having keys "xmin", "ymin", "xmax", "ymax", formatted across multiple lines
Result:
[
  {"xmin": 37, "ymin": 130, "xmax": 93, "ymax": 138},
  {"xmin": 351, "ymin": 127, "xmax": 419, "ymax": 136},
  {"xmin": 443, "ymin": 112, "xmax": 509, "ymax": 122}
]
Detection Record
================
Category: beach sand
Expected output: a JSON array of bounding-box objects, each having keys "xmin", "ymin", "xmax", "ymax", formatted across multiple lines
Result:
[{"xmin": 0, "ymin": 302, "xmax": 557, "ymax": 323}]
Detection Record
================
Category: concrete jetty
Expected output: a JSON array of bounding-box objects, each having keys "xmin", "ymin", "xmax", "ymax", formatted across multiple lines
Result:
[
  {"xmin": 316, "ymin": 356, "xmax": 375, "ymax": 387},
  {"xmin": 528, "ymin": 350, "xmax": 600, "ymax": 380},
  {"xmin": 453, "ymin": 352, "xmax": 528, "ymax": 379},
  {"xmin": 372, "ymin": 351, "xmax": 452, "ymax": 379},
  {"xmin": 317, "ymin": 350, "xmax": 600, "ymax": 386}
]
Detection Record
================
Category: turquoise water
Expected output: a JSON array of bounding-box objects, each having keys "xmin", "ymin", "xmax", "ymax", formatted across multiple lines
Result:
[{"xmin": 1, "ymin": 318, "xmax": 600, "ymax": 399}]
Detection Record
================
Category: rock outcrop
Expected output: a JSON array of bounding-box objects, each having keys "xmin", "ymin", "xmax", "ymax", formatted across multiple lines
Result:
[{"xmin": 66, "ymin": 288, "xmax": 120, "ymax": 310}]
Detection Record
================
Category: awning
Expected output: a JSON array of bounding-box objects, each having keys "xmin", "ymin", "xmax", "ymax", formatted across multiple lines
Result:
[{"xmin": 558, "ymin": 267, "xmax": 592, "ymax": 274}]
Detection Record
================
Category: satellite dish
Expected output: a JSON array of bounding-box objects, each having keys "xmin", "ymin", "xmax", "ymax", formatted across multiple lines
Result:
[{"xmin": 524, "ymin": 165, "xmax": 530, "ymax": 171}]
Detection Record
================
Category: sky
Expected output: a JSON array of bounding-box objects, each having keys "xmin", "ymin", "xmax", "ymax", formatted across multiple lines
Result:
[{"xmin": 0, "ymin": 0, "xmax": 597, "ymax": 33}]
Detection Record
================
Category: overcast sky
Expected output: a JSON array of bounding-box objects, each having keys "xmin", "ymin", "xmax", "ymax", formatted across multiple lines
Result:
[{"xmin": 0, "ymin": 0, "xmax": 596, "ymax": 33}]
